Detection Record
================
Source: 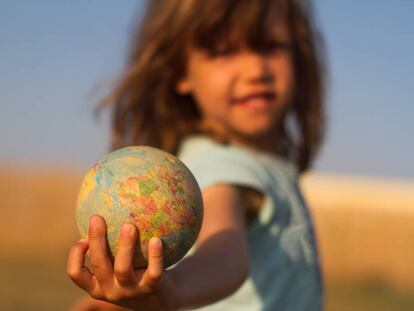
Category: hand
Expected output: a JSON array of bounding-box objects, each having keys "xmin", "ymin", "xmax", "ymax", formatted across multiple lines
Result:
[{"xmin": 67, "ymin": 215, "xmax": 180, "ymax": 311}]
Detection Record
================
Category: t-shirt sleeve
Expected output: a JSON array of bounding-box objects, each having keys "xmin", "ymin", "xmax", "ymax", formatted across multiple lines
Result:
[{"xmin": 178, "ymin": 137, "xmax": 269, "ymax": 195}]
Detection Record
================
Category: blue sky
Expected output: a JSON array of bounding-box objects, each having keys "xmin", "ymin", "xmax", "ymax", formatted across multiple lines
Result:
[{"xmin": 1, "ymin": 0, "xmax": 413, "ymax": 179}]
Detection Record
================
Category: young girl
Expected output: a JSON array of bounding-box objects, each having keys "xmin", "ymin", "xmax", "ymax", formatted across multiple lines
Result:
[{"xmin": 67, "ymin": 0, "xmax": 326, "ymax": 310}]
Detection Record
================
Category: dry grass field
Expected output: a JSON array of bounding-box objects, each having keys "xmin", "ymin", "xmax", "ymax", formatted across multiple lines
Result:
[
  {"xmin": 301, "ymin": 173, "xmax": 414, "ymax": 292},
  {"xmin": 1, "ymin": 166, "xmax": 413, "ymax": 310}
]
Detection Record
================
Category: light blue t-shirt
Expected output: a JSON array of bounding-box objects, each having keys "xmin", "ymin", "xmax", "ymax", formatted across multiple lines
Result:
[{"xmin": 177, "ymin": 135, "xmax": 324, "ymax": 311}]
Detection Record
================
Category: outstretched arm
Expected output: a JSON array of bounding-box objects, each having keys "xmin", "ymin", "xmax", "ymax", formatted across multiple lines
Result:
[
  {"xmin": 67, "ymin": 184, "xmax": 251, "ymax": 310},
  {"xmin": 171, "ymin": 183, "xmax": 251, "ymax": 309}
]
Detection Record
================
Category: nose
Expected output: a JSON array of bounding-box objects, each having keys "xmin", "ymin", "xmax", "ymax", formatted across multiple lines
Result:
[{"xmin": 240, "ymin": 51, "xmax": 274, "ymax": 85}]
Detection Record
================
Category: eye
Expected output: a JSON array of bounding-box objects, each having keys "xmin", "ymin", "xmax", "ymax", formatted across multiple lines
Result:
[
  {"xmin": 207, "ymin": 47, "xmax": 236, "ymax": 58},
  {"xmin": 265, "ymin": 40, "xmax": 291, "ymax": 54}
]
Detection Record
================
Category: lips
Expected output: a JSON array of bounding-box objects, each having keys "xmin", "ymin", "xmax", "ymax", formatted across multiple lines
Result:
[{"xmin": 232, "ymin": 91, "xmax": 276, "ymax": 111}]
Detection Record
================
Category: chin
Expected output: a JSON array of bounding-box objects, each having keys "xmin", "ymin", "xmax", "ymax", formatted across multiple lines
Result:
[
  {"xmin": 239, "ymin": 122, "xmax": 278, "ymax": 137},
  {"xmin": 232, "ymin": 128, "xmax": 276, "ymax": 144}
]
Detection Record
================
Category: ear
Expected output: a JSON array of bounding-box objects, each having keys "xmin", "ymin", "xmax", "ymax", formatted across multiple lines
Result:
[{"xmin": 175, "ymin": 77, "xmax": 192, "ymax": 95}]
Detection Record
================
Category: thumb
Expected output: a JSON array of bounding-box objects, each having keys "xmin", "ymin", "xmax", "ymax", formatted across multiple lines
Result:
[{"xmin": 143, "ymin": 237, "xmax": 164, "ymax": 287}]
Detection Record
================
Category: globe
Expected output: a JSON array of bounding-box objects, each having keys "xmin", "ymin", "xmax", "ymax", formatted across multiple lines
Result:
[{"xmin": 76, "ymin": 146, "xmax": 203, "ymax": 268}]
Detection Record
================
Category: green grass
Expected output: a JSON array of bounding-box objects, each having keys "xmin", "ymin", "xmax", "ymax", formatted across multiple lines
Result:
[{"xmin": 1, "ymin": 255, "xmax": 414, "ymax": 311}]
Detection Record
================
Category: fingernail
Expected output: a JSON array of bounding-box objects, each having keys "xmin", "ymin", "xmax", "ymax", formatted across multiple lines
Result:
[
  {"xmin": 89, "ymin": 214, "xmax": 99, "ymax": 226},
  {"xmin": 122, "ymin": 223, "xmax": 135, "ymax": 234},
  {"xmin": 150, "ymin": 237, "xmax": 162, "ymax": 248},
  {"xmin": 77, "ymin": 238, "xmax": 88, "ymax": 246}
]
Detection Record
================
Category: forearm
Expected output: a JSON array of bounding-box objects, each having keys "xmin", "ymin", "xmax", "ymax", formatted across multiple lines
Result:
[
  {"xmin": 170, "ymin": 229, "xmax": 250, "ymax": 310},
  {"xmin": 68, "ymin": 295, "xmax": 129, "ymax": 310}
]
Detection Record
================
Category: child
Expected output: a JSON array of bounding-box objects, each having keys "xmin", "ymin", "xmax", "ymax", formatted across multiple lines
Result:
[{"xmin": 67, "ymin": 0, "xmax": 326, "ymax": 310}]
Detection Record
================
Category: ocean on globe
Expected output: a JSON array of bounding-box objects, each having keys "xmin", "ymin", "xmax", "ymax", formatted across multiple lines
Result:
[{"xmin": 76, "ymin": 146, "xmax": 203, "ymax": 268}]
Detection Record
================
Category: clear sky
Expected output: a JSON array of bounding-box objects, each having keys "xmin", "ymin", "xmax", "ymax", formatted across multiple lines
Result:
[{"xmin": 1, "ymin": 0, "xmax": 413, "ymax": 179}]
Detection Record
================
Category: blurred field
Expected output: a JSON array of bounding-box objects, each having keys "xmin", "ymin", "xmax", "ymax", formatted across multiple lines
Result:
[
  {"xmin": 1, "ymin": 166, "xmax": 414, "ymax": 310},
  {"xmin": 301, "ymin": 173, "xmax": 414, "ymax": 292},
  {"xmin": 0, "ymin": 166, "xmax": 83, "ymax": 310}
]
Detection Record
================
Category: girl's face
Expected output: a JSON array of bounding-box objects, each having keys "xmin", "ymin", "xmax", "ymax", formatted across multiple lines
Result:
[{"xmin": 176, "ymin": 23, "xmax": 295, "ymax": 151}]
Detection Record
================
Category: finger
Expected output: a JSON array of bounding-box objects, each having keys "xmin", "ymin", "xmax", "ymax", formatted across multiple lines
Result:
[
  {"xmin": 88, "ymin": 215, "xmax": 114, "ymax": 286},
  {"xmin": 114, "ymin": 222, "xmax": 138, "ymax": 287},
  {"xmin": 141, "ymin": 237, "xmax": 164, "ymax": 288},
  {"xmin": 67, "ymin": 239, "xmax": 96, "ymax": 293}
]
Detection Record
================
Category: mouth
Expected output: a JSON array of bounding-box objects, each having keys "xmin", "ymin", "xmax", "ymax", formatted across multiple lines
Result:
[{"xmin": 232, "ymin": 91, "xmax": 276, "ymax": 111}]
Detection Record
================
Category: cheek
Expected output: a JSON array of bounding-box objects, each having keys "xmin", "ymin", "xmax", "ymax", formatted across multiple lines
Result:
[
  {"xmin": 273, "ymin": 57, "xmax": 295, "ymax": 100},
  {"xmin": 192, "ymin": 74, "xmax": 231, "ymax": 113}
]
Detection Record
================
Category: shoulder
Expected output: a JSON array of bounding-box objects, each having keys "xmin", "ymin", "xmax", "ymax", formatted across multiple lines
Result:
[{"xmin": 177, "ymin": 135, "xmax": 269, "ymax": 193}]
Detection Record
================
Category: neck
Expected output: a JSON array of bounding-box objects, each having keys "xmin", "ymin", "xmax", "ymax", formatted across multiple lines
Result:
[
  {"xmin": 229, "ymin": 131, "xmax": 282, "ymax": 156},
  {"xmin": 199, "ymin": 121, "xmax": 282, "ymax": 156}
]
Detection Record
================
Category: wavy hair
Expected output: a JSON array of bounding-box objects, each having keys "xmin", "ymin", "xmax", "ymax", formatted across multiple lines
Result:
[{"xmin": 98, "ymin": 0, "xmax": 327, "ymax": 172}]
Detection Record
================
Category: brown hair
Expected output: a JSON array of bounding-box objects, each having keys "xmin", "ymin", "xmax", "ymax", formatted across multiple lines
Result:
[{"xmin": 98, "ymin": 0, "xmax": 327, "ymax": 172}]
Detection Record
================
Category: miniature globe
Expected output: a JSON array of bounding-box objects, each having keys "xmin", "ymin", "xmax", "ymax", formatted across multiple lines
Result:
[{"xmin": 76, "ymin": 146, "xmax": 203, "ymax": 268}]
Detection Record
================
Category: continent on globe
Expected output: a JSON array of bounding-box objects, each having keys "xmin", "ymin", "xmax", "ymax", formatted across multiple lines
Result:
[{"xmin": 76, "ymin": 146, "xmax": 203, "ymax": 268}]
